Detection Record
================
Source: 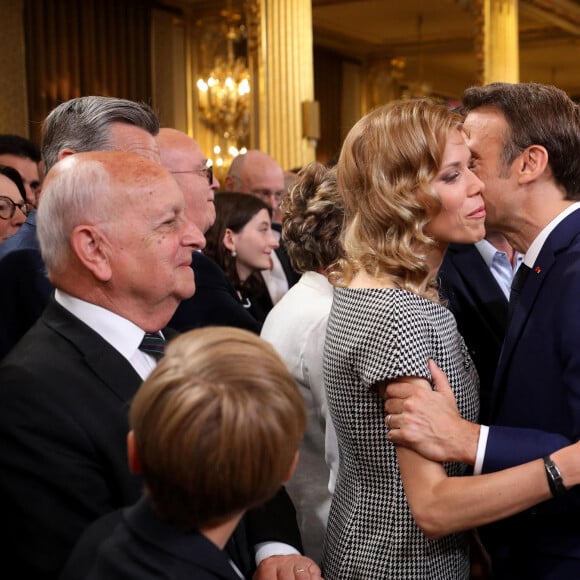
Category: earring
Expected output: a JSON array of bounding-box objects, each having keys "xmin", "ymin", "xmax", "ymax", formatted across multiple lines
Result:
[{"xmin": 231, "ymin": 250, "xmax": 237, "ymax": 258}]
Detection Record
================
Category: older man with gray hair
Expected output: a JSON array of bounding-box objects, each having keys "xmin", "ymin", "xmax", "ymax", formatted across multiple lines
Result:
[{"xmin": 0, "ymin": 151, "xmax": 203, "ymax": 579}]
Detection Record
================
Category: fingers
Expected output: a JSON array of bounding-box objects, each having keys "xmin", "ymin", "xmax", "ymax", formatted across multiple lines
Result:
[
  {"xmin": 253, "ymin": 555, "xmax": 322, "ymax": 580},
  {"xmin": 428, "ymin": 359, "xmax": 448, "ymax": 391},
  {"xmin": 427, "ymin": 359, "xmax": 456, "ymax": 404}
]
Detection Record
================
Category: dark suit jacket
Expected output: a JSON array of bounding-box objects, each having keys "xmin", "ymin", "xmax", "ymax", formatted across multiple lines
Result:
[
  {"xmin": 438, "ymin": 243, "xmax": 509, "ymax": 423},
  {"xmin": 70, "ymin": 497, "xmax": 240, "ymax": 580},
  {"xmin": 0, "ymin": 298, "xmax": 301, "ymax": 580},
  {"xmin": 0, "ymin": 298, "xmax": 144, "ymax": 579},
  {"xmin": 170, "ymin": 252, "xmax": 261, "ymax": 334},
  {"xmin": 481, "ymin": 209, "xmax": 580, "ymax": 578},
  {"xmin": 0, "ymin": 248, "xmax": 52, "ymax": 360}
]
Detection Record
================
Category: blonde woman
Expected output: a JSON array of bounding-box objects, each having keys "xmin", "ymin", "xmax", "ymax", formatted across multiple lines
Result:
[{"xmin": 322, "ymin": 99, "xmax": 580, "ymax": 579}]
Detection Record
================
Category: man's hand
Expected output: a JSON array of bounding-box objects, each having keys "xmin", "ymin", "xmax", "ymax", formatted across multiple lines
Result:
[
  {"xmin": 253, "ymin": 555, "xmax": 322, "ymax": 580},
  {"xmin": 383, "ymin": 360, "xmax": 479, "ymax": 465}
]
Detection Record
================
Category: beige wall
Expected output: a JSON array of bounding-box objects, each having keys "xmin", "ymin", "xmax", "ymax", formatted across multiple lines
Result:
[{"xmin": 0, "ymin": 0, "xmax": 29, "ymax": 137}]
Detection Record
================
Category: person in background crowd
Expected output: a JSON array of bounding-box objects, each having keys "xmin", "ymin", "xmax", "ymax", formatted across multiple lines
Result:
[
  {"xmin": 157, "ymin": 128, "xmax": 261, "ymax": 334},
  {"xmin": 0, "ymin": 95, "xmax": 161, "ymax": 358},
  {"xmin": 0, "ymin": 133, "xmax": 42, "ymax": 207},
  {"xmin": 225, "ymin": 150, "xmax": 300, "ymax": 305},
  {"xmin": 204, "ymin": 192, "xmax": 279, "ymax": 325},
  {"xmin": 0, "ymin": 165, "xmax": 29, "ymax": 243},
  {"xmin": 261, "ymin": 162, "xmax": 342, "ymax": 564}
]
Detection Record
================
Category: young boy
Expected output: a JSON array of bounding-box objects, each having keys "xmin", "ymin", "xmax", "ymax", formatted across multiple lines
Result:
[{"xmin": 83, "ymin": 327, "xmax": 306, "ymax": 579}]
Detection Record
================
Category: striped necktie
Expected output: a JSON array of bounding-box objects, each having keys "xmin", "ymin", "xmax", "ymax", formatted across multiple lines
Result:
[{"xmin": 138, "ymin": 332, "xmax": 166, "ymax": 361}]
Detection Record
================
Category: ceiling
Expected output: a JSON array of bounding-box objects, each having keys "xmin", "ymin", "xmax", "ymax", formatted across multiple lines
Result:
[
  {"xmin": 311, "ymin": 0, "xmax": 580, "ymax": 98},
  {"xmin": 173, "ymin": 0, "xmax": 580, "ymax": 98}
]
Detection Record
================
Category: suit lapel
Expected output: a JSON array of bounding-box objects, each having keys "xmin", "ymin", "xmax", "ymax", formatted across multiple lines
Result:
[
  {"xmin": 492, "ymin": 209, "xmax": 580, "ymax": 413},
  {"xmin": 447, "ymin": 244, "xmax": 508, "ymax": 335},
  {"xmin": 43, "ymin": 298, "xmax": 143, "ymax": 402}
]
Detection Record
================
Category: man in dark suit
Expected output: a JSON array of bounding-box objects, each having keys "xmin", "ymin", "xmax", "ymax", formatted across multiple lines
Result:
[
  {"xmin": 0, "ymin": 151, "xmax": 205, "ymax": 579},
  {"xmin": 65, "ymin": 327, "xmax": 309, "ymax": 580},
  {"xmin": 157, "ymin": 128, "xmax": 261, "ymax": 334},
  {"xmin": 384, "ymin": 82, "xmax": 580, "ymax": 578},
  {"xmin": 439, "ymin": 232, "xmax": 520, "ymax": 423}
]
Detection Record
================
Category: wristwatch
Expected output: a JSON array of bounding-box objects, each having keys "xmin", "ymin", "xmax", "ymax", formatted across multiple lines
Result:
[{"xmin": 543, "ymin": 455, "xmax": 567, "ymax": 497}]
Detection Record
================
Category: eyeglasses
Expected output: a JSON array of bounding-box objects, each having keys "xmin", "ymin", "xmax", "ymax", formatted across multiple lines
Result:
[
  {"xmin": 170, "ymin": 161, "xmax": 213, "ymax": 186},
  {"xmin": 0, "ymin": 196, "xmax": 31, "ymax": 220}
]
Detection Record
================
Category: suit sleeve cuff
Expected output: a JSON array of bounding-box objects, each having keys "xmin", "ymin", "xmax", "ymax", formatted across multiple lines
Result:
[{"xmin": 473, "ymin": 424, "xmax": 489, "ymax": 475}]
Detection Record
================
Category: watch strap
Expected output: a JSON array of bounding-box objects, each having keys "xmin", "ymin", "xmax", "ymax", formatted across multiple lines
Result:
[{"xmin": 543, "ymin": 455, "xmax": 567, "ymax": 497}]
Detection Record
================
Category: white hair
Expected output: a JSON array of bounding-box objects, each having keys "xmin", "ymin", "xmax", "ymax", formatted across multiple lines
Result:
[{"xmin": 37, "ymin": 158, "xmax": 114, "ymax": 275}]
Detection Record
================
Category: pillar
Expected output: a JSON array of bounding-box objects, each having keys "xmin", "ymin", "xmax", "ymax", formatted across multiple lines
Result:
[
  {"xmin": 251, "ymin": 0, "xmax": 316, "ymax": 170},
  {"xmin": 0, "ymin": 0, "xmax": 29, "ymax": 136},
  {"xmin": 475, "ymin": 0, "xmax": 520, "ymax": 84}
]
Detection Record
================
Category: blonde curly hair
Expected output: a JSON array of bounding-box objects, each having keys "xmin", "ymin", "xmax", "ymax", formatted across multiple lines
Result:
[{"xmin": 336, "ymin": 99, "xmax": 463, "ymax": 301}]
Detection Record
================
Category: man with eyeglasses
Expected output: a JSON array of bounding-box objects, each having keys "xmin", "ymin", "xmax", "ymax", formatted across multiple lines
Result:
[
  {"xmin": 157, "ymin": 128, "xmax": 261, "ymax": 334},
  {"xmin": 225, "ymin": 150, "xmax": 300, "ymax": 307}
]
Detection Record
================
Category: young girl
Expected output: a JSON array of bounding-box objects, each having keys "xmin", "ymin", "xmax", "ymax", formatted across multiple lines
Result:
[{"xmin": 204, "ymin": 192, "xmax": 279, "ymax": 324}]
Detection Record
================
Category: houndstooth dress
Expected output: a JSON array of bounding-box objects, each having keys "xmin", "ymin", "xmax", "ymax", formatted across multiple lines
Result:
[{"xmin": 322, "ymin": 288, "xmax": 479, "ymax": 579}]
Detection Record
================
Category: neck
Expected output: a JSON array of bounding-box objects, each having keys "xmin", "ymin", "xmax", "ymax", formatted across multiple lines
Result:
[
  {"xmin": 70, "ymin": 286, "xmax": 177, "ymax": 332},
  {"xmin": 500, "ymin": 184, "xmax": 574, "ymax": 253},
  {"xmin": 426, "ymin": 241, "xmax": 447, "ymax": 281},
  {"xmin": 199, "ymin": 513, "xmax": 243, "ymax": 550},
  {"xmin": 485, "ymin": 232, "xmax": 518, "ymax": 265},
  {"xmin": 235, "ymin": 262, "xmax": 253, "ymax": 285}
]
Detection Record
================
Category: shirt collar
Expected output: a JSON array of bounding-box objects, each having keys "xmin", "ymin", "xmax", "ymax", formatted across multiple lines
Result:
[
  {"xmin": 524, "ymin": 202, "xmax": 580, "ymax": 267},
  {"xmin": 54, "ymin": 289, "xmax": 146, "ymax": 362},
  {"xmin": 475, "ymin": 238, "xmax": 501, "ymax": 269}
]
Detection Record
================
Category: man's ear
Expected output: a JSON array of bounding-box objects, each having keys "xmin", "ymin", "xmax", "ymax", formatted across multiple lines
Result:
[
  {"xmin": 282, "ymin": 451, "xmax": 300, "ymax": 483},
  {"xmin": 70, "ymin": 224, "xmax": 113, "ymax": 282},
  {"xmin": 224, "ymin": 174, "xmax": 235, "ymax": 191},
  {"xmin": 222, "ymin": 228, "xmax": 236, "ymax": 252},
  {"xmin": 518, "ymin": 144, "xmax": 548, "ymax": 185},
  {"xmin": 57, "ymin": 148, "xmax": 77, "ymax": 163},
  {"xmin": 127, "ymin": 431, "xmax": 142, "ymax": 475}
]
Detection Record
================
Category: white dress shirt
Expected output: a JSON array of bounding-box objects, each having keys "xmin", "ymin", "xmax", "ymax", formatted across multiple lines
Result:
[{"xmin": 55, "ymin": 289, "xmax": 158, "ymax": 379}]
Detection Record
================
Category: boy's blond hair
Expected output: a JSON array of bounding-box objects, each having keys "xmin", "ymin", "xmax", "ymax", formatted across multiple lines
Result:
[{"xmin": 129, "ymin": 327, "xmax": 306, "ymax": 530}]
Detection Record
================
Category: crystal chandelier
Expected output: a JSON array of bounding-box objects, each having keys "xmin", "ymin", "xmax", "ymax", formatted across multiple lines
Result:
[
  {"xmin": 196, "ymin": 3, "xmax": 251, "ymax": 169},
  {"xmin": 196, "ymin": 56, "xmax": 250, "ymax": 144}
]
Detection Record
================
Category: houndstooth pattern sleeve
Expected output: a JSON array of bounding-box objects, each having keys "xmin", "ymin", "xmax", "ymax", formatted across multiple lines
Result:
[{"xmin": 322, "ymin": 287, "xmax": 479, "ymax": 580}]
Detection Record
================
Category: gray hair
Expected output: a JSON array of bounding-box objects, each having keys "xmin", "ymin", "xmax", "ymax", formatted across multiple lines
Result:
[
  {"xmin": 41, "ymin": 96, "xmax": 159, "ymax": 172},
  {"xmin": 37, "ymin": 158, "xmax": 114, "ymax": 275}
]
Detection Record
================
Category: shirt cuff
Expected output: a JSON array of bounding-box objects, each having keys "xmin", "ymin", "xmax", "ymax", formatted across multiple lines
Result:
[
  {"xmin": 255, "ymin": 542, "xmax": 301, "ymax": 565},
  {"xmin": 473, "ymin": 424, "xmax": 489, "ymax": 475}
]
